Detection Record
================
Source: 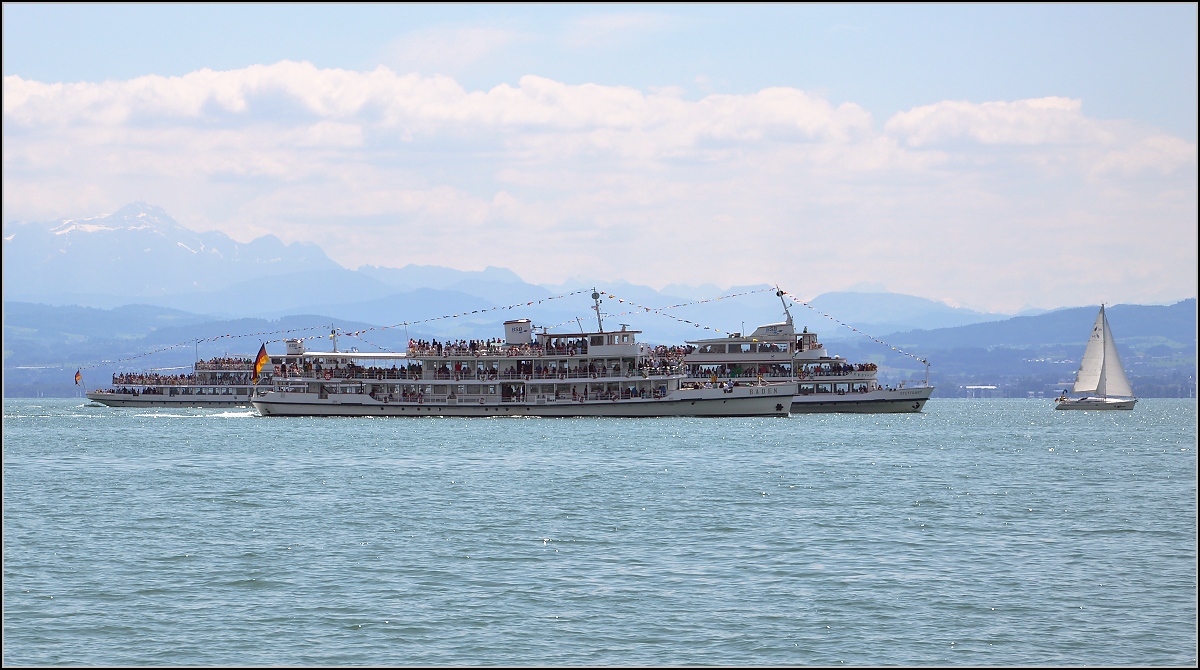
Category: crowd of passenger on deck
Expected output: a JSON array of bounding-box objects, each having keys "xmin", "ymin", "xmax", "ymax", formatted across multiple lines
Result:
[
  {"xmin": 193, "ymin": 356, "xmax": 255, "ymax": 370},
  {"xmin": 406, "ymin": 338, "xmax": 575, "ymax": 357},
  {"xmin": 104, "ymin": 356, "xmax": 257, "ymax": 390},
  {"xmin": 280, "ymin": 341, "xmax": 693, "ymax": 382},
  {"xmin": 110, "ymin": 372, "xmax": 196, "ymax": 387},
  {"xmin": 797, "ymin": 362, "xmax": 877, "ymax": 377},
  {"xmin": 688, "ymin": 361, "xmax": 877, "ymax": 380},
  {"xmin": 99, "ymin": 385, "xmax": 243, "ymax": 396},
  {"xmin": 292, "ymin": 358, "xmax": 687, "ymax": 382}
]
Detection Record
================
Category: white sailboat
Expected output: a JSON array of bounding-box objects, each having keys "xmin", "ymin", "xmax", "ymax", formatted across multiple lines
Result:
[{"xmin": 1056, "ymin": 305, "xmax": 1137, "ymax": 410}]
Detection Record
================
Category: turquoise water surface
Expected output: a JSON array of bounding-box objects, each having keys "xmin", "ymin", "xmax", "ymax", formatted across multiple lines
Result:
[{"xmin": 3, "ymin": 398, "xmax": 1196, "ymax": 665}]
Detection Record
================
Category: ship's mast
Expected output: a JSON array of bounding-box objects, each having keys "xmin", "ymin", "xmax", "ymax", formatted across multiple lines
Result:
[
  {"xmin": 591, "ymin": 289, "xmax": 605, "ymax": 333},
  {"xmin": 776, "ymin": 287, "xmax": 794, "ymax": 326}
]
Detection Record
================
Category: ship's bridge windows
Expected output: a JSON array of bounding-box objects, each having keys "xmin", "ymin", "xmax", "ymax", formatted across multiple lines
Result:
[
  {"xmin": 758, "ymin": 343, "xmax": 786, "ymax": 353},
  {"xmin": 697, "ymin": 344, "xmax": 726, "ymax": 355},
  {"xmin": 589, "ymin": 336, "xmax": 604, "ymax": 347},
  {"xmin": 730, "ymin": 343, "xmax": 753, "ymax": 354}
]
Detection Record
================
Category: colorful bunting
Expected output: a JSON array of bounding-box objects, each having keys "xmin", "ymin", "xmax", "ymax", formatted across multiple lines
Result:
[
  {"xmin": 69, "ymin": 285, "xmax": 928, "ymax": 372},
  {"xmin": 778, "ymin": 290, "xmax": 929, "ymax": 366}
]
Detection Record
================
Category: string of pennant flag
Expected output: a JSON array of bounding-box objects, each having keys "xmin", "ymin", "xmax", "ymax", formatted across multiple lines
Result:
[
  {"xmin": 339, "ymin": 332, "xmax": 393, "ymax": 353},
  {"xmin": 778, "ymin": 291, "xmax": 929, "ymax": 366},
  {"xmin": 71, "ymin": 284, "xmax": 930, "ymax": 381},
  {"xmin": 329, "ymin": 289, "xmax": 596, "ymax": 341},
  {"xmin": 74, "ymin": 291, "xmax": 595, "ymax": 374},
  {"xmin": 76, "ymin": 324, "xmax": 333, "ymax": 371},
  {"xmin": 542, "ymin": 287, "xmax": 777, "ymax": 332}
]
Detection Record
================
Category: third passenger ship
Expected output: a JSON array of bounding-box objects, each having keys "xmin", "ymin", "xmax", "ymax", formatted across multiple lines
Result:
[{"xmin": 682, "ymin": 291, "xmax": 934, "ymax": 413}]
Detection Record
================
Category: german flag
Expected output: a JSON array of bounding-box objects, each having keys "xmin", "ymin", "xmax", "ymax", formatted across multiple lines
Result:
[
  {"xmin": 75, "ymin": 369, "xmax": 82, "ymax": 385},
  {"xmin": 252, "ymin": 344, "xmax": 269, "ymax": 383}
]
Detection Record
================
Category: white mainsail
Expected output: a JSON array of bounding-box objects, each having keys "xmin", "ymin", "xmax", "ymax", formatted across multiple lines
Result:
[
  {"xmin": 1072, "ymin": 308, "xmax": 1107, "ymax": 394},
  {"xmin": 1071, "ymin": 305, "xmax": 1133, "ymax": 398},
  {"xmin": 1096, "ymin": 308, "xmax": 1133, "ymax": 397}
]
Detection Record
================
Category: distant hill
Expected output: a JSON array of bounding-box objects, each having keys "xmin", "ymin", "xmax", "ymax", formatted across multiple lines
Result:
[
  {"xmin": 149, "ymin": 269, "xmax": 399, "ymax": 318},
  {"xmin": 804, "ymin": 292, "xmax": 1005, "ymax": 336},
  {"xmin": 884, "ymin": 299, "xmax": 1197, "ymax": 349},
  {"xmin": 823, "ymin": 299, "xmax": 1196, "ymax": 399}
]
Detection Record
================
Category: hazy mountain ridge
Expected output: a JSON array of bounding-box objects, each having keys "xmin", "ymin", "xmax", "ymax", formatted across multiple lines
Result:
[
  {"xmin": 4, "ymin": 202, "xmax": 1195, "ymax": 397},
  {"xmin": 2, "ymin": 202, "xmax": 339, "ymax": 303},
  {"xmin": 5, "ymin": 298, "xmax": 1193, "ymax": 398},
  {"xmin": 3, "ymin": 202, "xmax": 1096, "ymax": 333},
  {"xmin": 884, "ymin": 300, "xmax": 1197, "ymax": 350}
]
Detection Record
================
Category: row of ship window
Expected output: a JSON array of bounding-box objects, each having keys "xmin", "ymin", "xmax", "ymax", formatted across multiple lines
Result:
[{"xmin": 694, "ymin": 343, "xmax": 790, "ymax": 354}]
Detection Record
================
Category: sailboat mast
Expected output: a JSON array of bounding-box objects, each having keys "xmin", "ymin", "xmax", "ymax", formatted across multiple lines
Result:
[{"xmin": 1097, "ymin": 304, "xmax": 1107, "ymax": 399}]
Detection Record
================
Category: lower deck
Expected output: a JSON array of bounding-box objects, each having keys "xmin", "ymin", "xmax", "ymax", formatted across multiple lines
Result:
[
  {"xmin": 86, "ymin": 389, "xmax": 253, "ymax": 408},
  {"xmin": 253, "ymin": 385, "xmax": 791, "ymax": 418},
  {"xmin": 789, "ymin": 387, "xmax": 933, "ymax": 413}
]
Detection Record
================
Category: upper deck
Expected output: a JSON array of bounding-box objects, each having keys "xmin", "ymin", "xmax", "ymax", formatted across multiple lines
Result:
[{"xmin": 266, "ymin": 319, "xmax": 687, "ymax": 383}]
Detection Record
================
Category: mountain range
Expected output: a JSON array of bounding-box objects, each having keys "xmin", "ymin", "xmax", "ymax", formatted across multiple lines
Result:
[
  {"xmin": 5, "ymin": 202, "xmax": 1038, "ymax": 337},
  {"xmin": 3, "ymin": 203, "xmax": 1195, "ymax": 398}
]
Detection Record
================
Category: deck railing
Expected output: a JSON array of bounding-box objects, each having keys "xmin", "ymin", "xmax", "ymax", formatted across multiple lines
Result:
[{"xmin": 278, "ymin": 365, "xmax": 686, "ymax": 383}]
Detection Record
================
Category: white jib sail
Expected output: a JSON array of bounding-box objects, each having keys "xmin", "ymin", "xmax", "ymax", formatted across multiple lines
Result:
[
  {"xmin": 1096, "ymin": 308, "xmax": 1133, "ymax": 398},
  {"xmin": 1072, "ymin": 308, "xmax": 1107, "ymax": 394}
]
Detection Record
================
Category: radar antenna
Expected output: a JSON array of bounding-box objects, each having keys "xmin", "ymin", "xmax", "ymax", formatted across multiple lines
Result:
[
  {"xmin": 776, "ymin": 287, "xmax": 794, "ymax": 326},
  {"xmin": 591, "ymin": 289, "xmax": 605, "ymax": 333}
]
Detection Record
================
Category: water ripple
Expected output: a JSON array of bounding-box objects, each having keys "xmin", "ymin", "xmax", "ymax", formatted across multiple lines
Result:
[{"xmin": 3, "ymin": 398, "xmax": 1195, "ymax": 665}]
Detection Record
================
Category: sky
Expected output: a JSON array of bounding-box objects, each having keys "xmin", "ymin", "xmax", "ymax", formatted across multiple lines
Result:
[{"xmin": 3, "ymin": 3, "xmax": 1197, "ymax": 313}]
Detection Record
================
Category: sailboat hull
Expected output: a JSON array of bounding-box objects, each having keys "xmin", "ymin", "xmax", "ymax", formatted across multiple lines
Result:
[{"xmin": 1055, "ymin": 397, "xmax": 1137, "ymax": 410}]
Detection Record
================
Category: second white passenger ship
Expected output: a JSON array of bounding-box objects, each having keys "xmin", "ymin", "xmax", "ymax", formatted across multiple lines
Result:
[
  {"xmin": 683, "ymin": 292, "xmax": 934, "ymax": 413},
  {"xmin": 86, "ymin": 357, "xmax": 264, "ymax": 408},
  {"xmin": 251, "ymin": 293, "xmax": 794, "ymax": 418}
]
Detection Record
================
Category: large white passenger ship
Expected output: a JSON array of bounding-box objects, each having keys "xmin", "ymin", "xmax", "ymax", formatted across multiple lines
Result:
[
  {"xmin": 683, "ymin": 292, "xmax": 934, "ymax": 413},
  {"xmin": 252, "ymin": 293, "xmax": 794, "ymax": 418},
  {"xmin": 86, "ymin": 357, "xmax": 266, "ymax": 408}
]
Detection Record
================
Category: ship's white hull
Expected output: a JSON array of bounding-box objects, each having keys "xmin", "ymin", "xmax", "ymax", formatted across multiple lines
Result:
[
  {"xmin": 789, "ymin": 386, "xmax": 934, "ymax": 413},
  {"xmin": 253, "ymin": 385, "xmax": 793, "ymax": 418},
  {"xmin": 86, "ymin": 391, "xmax": 253, "ymax": 408},
  {"xmin": 1055, "ymin": 396, "xmax": 1137, "ymax": 411}
]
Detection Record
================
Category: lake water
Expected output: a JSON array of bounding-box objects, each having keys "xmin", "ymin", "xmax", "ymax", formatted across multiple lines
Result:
[{"xmin": 3, "ymin": 398, "xmax": 1196, "ymax": 666}]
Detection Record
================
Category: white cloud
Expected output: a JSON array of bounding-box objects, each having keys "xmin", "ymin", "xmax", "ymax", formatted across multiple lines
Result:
[
  {"xmin": 3, "ymin": 63, "xmax": 1196, "ymax": 312},
  {"xmin": 884, "ymin": 97, "xmax": 1115, "ymax": 147},
  {"xmin": 1087, "ymin": 134, "xmax": 1198, "ymax": 177}
]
